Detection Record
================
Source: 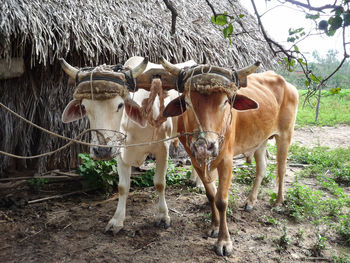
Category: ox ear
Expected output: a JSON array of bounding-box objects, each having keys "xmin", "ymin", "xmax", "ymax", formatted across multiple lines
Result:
[
  {"xmin": 124, "ymin": 98, "xmax": 147, "ymax": 128},
  {"xmin": 62, "ymin": 99, "xmax": 86, "ymax": 123},
  {"xmin": 163, "ymin": 95, "xmax": 187, "ymax": 117},
  {"xmin": 231, "ymin": 94, "xmax": 259, "ymax": 111}
]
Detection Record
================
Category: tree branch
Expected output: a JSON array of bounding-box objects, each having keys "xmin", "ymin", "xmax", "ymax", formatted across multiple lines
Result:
[
  {"xmin": 162, "ymin": 0, "xmax": 178, "ymax": 35},
  {"xmin": 277, "ymin": 0, "xmax": 340, "ymax": 12}
]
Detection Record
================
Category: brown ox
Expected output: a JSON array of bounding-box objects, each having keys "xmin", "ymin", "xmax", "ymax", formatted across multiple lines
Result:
[{"xmin": 160, "ymin": 58, "xmax": 299, "ymax": 256}]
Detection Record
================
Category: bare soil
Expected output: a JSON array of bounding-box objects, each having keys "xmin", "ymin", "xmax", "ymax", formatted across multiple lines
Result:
[{"xmin": 1, "ymin": 126, "xmax": 350, "ymax": 263}]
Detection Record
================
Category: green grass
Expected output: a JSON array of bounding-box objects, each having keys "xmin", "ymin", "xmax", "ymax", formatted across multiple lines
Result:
[
  {"xmin": 296, "ymin": 89, "xmax": 350, "ymax": 126},
  {"xmin": 285, "ymin": 145, "xmax": 350, "ymax": 247},
  {"xmin": 289, "ymin": 145, "xmax": 350, "ymax": 187}
]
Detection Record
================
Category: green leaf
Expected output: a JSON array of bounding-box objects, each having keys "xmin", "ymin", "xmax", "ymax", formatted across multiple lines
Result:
[
  {"xmin": 318, "ymin": 20, "xmax": 328, "ymax": 30},
  {"xmin": 309, "ymin": 74, "xmax": 321, "ymax": 84},
  {"xmin": 330, "ymin": 87, "xmax": 341, "ymax": 94},
  {"xmin": 223, "ymin": 23, "xmax": 233, "ymax": 38},
  {"xmin": 297, "ymin": 58, "xmax": 306, "ymax": 65},
  {"xmin": 211, "ymin": 14, "xmax": 228, "ymax": 26},
  {"xmin": 304, "ymin": 80, "xmax": 310, "ymax": 87},
  {"xmin": 288, "ymin": 27, "xmax": 304, "ymax": 35},
  {"xmin": 305, "ymin": 13, "xmax": 320, "ymax": 20},
  {"xmin": 294, "ymin": 45, "xmax": 299, "ymax": 53},
  {"xmin": 239, "ymin": 14, "xmax": 245, "ymax": 18},
  {"xmin": 325, "ymin": 29, "xmax": 336, "ymax": 36},
  {"xmin": 228, "ymin": 37, "xmax": 232, "ymax": 45},
  {"xmin": 333, "ymin": 6, "xmax": 344, "ymax": 16},
  {"xmin": 328, "ymin": 15, "xmax": 343, "ymax": 31}
]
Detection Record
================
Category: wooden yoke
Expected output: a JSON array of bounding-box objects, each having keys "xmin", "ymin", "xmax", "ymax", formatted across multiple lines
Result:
[
  {"xmin": 136, "ymin": 67, "xmax": 178, "ymax": 91},
  {"xmin": 134, "ymin": 59, "xmax": 197, "ymax": 91}
]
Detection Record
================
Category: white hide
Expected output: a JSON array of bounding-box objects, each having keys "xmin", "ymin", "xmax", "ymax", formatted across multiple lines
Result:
[
  {"xmin": 104, "ymin": 89, "xmax": 179, "ymax": 233},
  {"xmin": 62, "ymin": 56, "xmax": 197, "ymax": 233}
]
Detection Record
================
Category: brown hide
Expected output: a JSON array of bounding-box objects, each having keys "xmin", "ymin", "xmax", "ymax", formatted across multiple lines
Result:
[{"xmin": 176, "ymin": 70, "xmax": 298, "ymax": 256}]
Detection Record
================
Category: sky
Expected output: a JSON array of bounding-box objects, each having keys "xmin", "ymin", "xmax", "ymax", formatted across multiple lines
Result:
[{"xmin": 240, "ymin": 1, "xmax": 345, "ymax": 60}]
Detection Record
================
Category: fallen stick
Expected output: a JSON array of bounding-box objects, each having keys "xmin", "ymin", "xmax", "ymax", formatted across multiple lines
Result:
[
  {"xmin": 0, "ymin": 174, "xmax": 80, "ymax": 182},
  {"xmin": 289, "ymin": 163, "xmax": 310, "ymax": 168},
  {"xmin": 169, "ymin": 207, "xmax": 185, "ymax": 217},
  {"xmin": 91, "ymin": 193, "xmax": 119, "ymax": 206},
  {"xmin": 52, "ymin": 171, "xmax": 80, "ymax": 177},
  {"xmin": 0, "ymin": 180, "xmax": 26, "ymax": 189},
  {"xmin": 19, "ymin": 229, "xmax": 43, "ymax": 243},
  {"xmin": 28, "ymin": 188, "xmax": 98, "ymax": 204}
]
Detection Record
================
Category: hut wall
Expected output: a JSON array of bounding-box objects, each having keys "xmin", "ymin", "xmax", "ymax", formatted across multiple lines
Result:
[{"xmin": 0, "ymin": 60, "xmax": 91, "ymax": 175}]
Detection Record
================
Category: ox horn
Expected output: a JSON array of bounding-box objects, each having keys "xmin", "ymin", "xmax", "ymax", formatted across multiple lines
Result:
[
  {"xmin": 236, "ymin": 61, "xmax": 260, "ymax": 87},
  {"xmin": 237, "ymin": 61, "xmax": 260, "ymax": 77},
  {"xmin": 59, "ymin": 58, "xmax": 79, "ymax": 79},
  {"xmin": 129, "ymin": 57, "xmax": 149, "ymax": 78},
  {"xmin": 159, "ymin": 57, "xmax": 181, "ymax": 76}
]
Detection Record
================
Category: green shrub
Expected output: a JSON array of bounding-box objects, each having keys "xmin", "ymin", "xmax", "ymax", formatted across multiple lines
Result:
[
  {"xmin": 289, "ymin": 145, "xmax": 350, "ymax": 187},
  {"xmin": 78, "ymin": 154, "xmax": 191, "ymax": 191},
  {"xmin": 28, "ymin": 178, "xmax": 49, "ymax": 192},
  {"xmin": 234, "ymin": 162, "xmax": 275, "ymax": 186},
  {"xmin": 337, "ymin": 215, "xmax": 350, "ymax": 246},
  {"xmin": 286, "ymin": 184, "xmax": 324, "ymax": 221},
  {"xmin": 77, "ymin": 153, "xmax": 118, "ymax": 194}
]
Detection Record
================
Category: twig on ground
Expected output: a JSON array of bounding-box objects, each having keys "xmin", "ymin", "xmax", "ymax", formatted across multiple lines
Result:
[
  {"xmin": 28, "ymin": 188, "xmax": 98, "ymax": 204},
  {"xmin": 289, "ymin": 164, "xmax": 310, "ymax": 168},
  {"xmin": 169, "ymin": 207, "xmax": 185, "ymax": 217},
  {"xmin": 134, "ymin": 240, "xmax": 157, "ymax": 254},
  {"xmin": 19, "ymin": 229, "xmax": 43, "ymax": 243},
  {"xmin": 0, "ymin": 212, "xmax": 14, "ymax": 222},
  {"xmin": 91, "ymin": 193, "xmax": 119, "ymax": 206}
]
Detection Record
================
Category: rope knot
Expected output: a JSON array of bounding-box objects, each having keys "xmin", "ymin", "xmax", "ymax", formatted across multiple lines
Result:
[{"xmin": 141, "ymin": 78, "xmax": 168, "ymax": 127}]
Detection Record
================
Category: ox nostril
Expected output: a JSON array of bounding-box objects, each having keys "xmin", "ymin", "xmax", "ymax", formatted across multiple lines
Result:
[
  {"xmin": 208, "ymin": 142, "xmax": 215, "ymax": 151},
  {"xmin": 207, "ymin": 142, "xmax": 218, "ymax": 157}
]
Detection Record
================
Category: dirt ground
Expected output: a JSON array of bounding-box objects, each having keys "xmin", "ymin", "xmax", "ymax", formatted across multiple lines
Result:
[{"xmin": 1, "ymin": 125, "xmax": 350, "ymax": 263}]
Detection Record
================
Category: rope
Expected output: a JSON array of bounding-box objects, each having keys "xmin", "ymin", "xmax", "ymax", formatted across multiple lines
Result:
[
  {"xmin": 141, "ymin": 78, "xmax": 167, "ymax": 127},
  {"xmin": 0, "ymin": 101, "xmax": 222, "ymax": 159}
]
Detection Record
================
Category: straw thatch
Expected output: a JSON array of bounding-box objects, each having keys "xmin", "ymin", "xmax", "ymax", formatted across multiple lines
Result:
[{"xmin": 0, "ymin": 0, "xmax": 278, "ymax": 175}]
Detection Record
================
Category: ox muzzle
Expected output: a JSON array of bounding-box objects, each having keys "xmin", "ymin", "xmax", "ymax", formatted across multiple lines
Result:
[{"xmin": 190, "ymin": 133, "xmax": 220, "ymax": 164}]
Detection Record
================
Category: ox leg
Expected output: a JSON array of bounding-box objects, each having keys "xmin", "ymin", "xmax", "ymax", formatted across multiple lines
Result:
[
  {"xmin": 215, "ymin": 159, "xmax": 233, "ymax": 257},
  {"xmin": 204, "ymin": 180, "xmax": 219, "ymax": 237},
  {"xmin": 275, "ymin": 134, "xmax": 292, "ymax": 207},
  {"xmin": 153, "ymin": 146, "xmax": 170, "ymax": 228},
  {"xmin": 244, "ymin": 140, "xmax": 268, "ymax": 212},
  {"xmin": 190, "ymin": 168, "xmax": 204, "ymax": 192},
  {"xmin": 195, "ymin": 167, "xmax": 219, "ymax": 237},
  {"xmin": 105, "ymin": 157, "xmax": 131, "ymax": 234}
]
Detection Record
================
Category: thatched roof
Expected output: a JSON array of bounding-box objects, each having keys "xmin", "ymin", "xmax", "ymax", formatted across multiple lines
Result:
[
  {"xmin": 0, "ymin": 0, "xmax": 278, "ymax": 175},
  {"xmin": 1, "ymin": 0, "xmax": 276, "ymax": 68}
]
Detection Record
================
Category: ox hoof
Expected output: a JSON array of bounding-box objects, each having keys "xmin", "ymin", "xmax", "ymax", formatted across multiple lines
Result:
[
  {"xmin": 154, "ymin": 219, "xmax": 170, "ymax": 229},
  {"xmin": 105, "ymin": 219, "xmax": 123, "ymax": 234},
  {"xmin": 207, "ymin": 228, "xmax": 219, "ymax": 238},
  {"xmin": 244, "ymin": 204, "xmax": 254, "ymax": 212},
  {"xmin": 215, "ymin": 241, "xmax": 233, "ymax": 257}
]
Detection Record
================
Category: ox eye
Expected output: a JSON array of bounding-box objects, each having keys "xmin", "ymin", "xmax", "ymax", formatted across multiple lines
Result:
[{"xmin": 117, "ymin": 103, "xmax": 124, "ymax": 112}]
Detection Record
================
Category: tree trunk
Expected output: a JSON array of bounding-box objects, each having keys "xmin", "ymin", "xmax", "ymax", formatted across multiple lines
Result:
[{"xmin": 315, "ymin": 85, "xmax": 322, "ymax": 123}]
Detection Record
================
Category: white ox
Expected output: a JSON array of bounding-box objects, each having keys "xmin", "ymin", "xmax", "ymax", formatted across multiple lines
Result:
[{"xmin": 59, "ymin": 56, "xmax": 196, "ymax": 233}]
